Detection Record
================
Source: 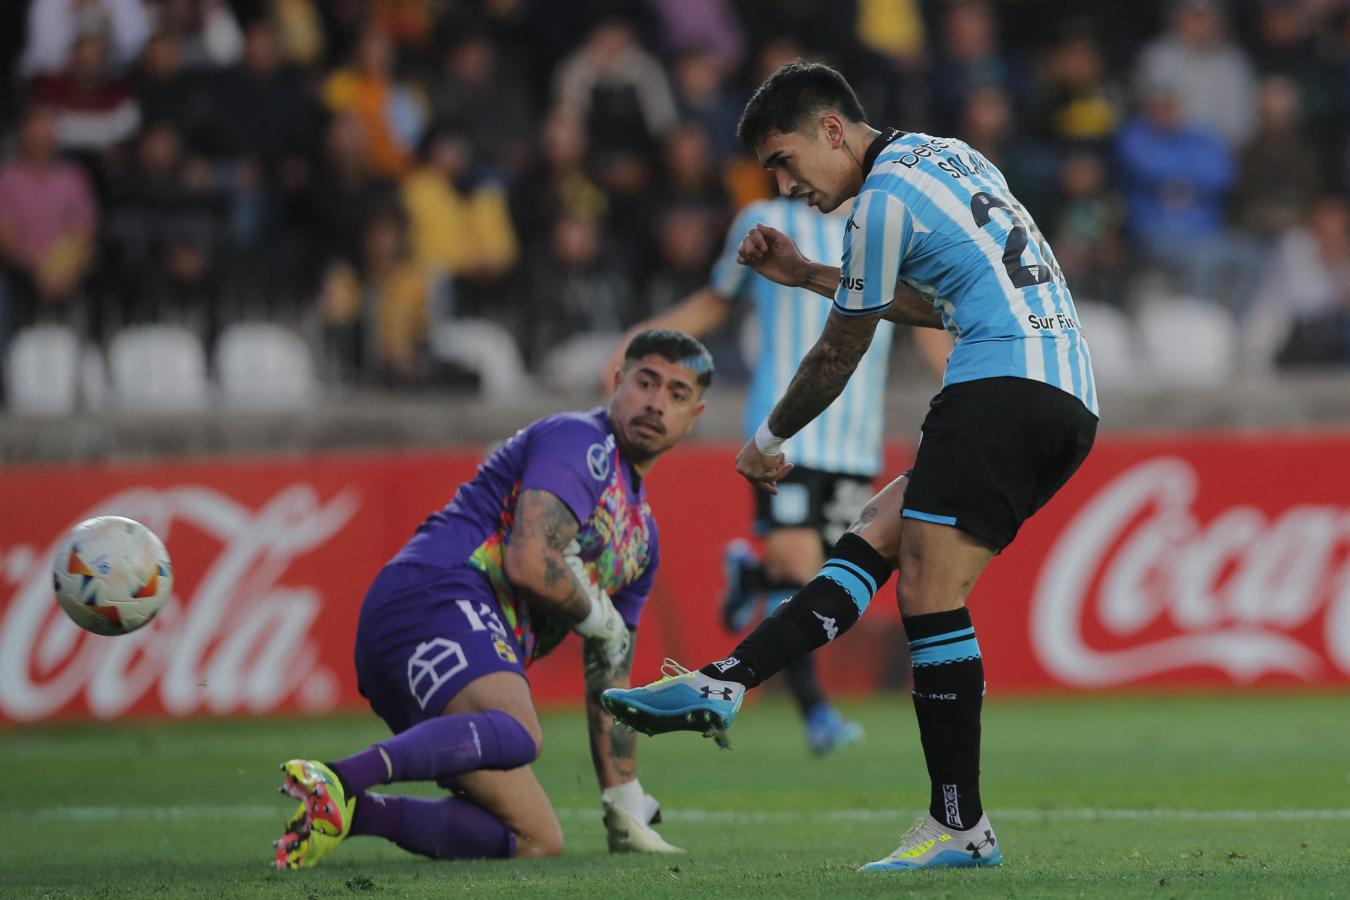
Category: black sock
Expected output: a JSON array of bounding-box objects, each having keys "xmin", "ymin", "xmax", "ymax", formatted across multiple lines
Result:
[
  {"xmin": 905, "ymin": 607, "xmax": 984, "ymax": 831},
  {"xmin": 702, "ymin": 533, "xmax": 893, "ymax": 687}
]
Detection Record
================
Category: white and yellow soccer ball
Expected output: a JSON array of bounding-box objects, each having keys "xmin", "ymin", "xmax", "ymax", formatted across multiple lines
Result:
[{"xmin": 53, "ymin": 516, "xmax": 173, "ymax": 636}]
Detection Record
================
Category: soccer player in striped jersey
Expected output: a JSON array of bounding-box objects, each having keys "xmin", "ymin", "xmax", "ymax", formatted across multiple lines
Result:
[
  {"xmin": 604, "ymin": 61, "xmax": 1099, "ymax": 872},
  {"xmin": 609, "ymin": 197, "xmax": 948, "ymax": 755}
]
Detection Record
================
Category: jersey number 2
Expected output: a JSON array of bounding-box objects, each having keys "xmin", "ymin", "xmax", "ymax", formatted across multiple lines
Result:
[{"xmin": 969, "ymin": 192, "xmax": 1059, "ymax": 288}]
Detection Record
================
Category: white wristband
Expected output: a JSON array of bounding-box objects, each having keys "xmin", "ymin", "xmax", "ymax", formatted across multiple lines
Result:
[{"xmin": 754, "ymin": 419, "xmax": 785, "ymax": 455}]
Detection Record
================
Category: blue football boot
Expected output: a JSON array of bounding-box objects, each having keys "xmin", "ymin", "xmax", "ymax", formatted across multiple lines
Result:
[
  {"xmin": 602, "ymin": 659, "xmax": 746, "ymax": 748},
  {"xmin": 804, "ymin": 703, "xmax": 865, "ymax": 755}
]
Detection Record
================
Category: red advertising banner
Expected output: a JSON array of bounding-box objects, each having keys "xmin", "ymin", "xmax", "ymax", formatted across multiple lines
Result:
[{"xmin": 2, "ymin": 431, "xmax": 1348, "ymax": 724}]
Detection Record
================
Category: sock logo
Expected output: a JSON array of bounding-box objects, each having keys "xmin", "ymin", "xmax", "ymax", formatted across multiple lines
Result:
[
  {"xmin": 701, "ymin": 686, "xmax": 735, "ymax": 701},
  {"xmin": 711, "ymin": 656, "xmax": 740, "ymax": 673},
  {"xmin": 812, "ymin": 610, "xmax": 838, "ymax": 641},
  {"xmin": 912, "ymin": 690, "xmax": 958, "ymax": 701},
  {"xmin": 942, "ymin": 784, "xmax": 963, "ymax": 830},
  {"xmin": 469, "ymin": 721, "xmax": 483, "ymax": 759}
]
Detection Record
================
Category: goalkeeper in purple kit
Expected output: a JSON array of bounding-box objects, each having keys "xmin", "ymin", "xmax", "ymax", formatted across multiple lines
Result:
[{"xmin": 271, "ymin": 330, "xmax": 712, "ymax": 867}]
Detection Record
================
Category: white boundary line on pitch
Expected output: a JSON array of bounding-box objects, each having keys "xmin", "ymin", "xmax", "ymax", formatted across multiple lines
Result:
[{"xmin": 7, "ymin": 806, "xmax": 1350, "ymax": 824}]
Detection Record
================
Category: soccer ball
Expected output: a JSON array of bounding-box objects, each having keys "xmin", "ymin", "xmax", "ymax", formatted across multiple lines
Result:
[{"xmin": 53, "ymin": 516, "xmax": 173, "ymax": 636}]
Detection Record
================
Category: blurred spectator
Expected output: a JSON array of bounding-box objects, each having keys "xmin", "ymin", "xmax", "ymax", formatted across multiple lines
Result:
[
  {"xmin": 322, "ymin": 27, "xmax": 425, "ymax": 179},
  {"xmin": 1135, "ymin": 0, "xmax": 1255, "ymax": 147},
  {"xmin": 100, "ymin": 118, "xmax": 224, "ymax": 334},
  {"xmin": 1246, "ymin": 194, "xmax": 1350, "ymax": 367},
  {"xmin": 1035, "ymin": 25, "xmax": 1123, "ymax": 148},
  {"xmin": 0, "ymin": 104, "xmax": 97, "ymax": 342},
  {"xmin": 959, "ymin": 85, "xmax": 1053, "ymax": 217},
  {"xmin": 510, "ymin": 109, "xmax": 608, "ymax": 251},
  {"xmin": 32, "ymin": 24, "xmax": 141, "ymax": 155},
  {"xmin": 400, "ymin": 120, "xmax": 518, "ymax": 300},
  {"xmin": 927, "ymin": 1, "xmax": 1028, "ymax": 135},
  {"xmin": 198, "ymin": 20, "xmax": 319, "ymax": 182},
  {"xmin": 657, "ymin": 121, "xmax": 729, "ymax": 215},
  {"xmin": 1049, "ymin": 151, "xmax": 1128, "ymax": 307},
  {"xmin": 300, "ymin": 113, "xmax": 394, "ymax": 271},
  {"xmin": 671, "ymin": 49, "xmax": 741, "ymax": 164},
  {"xmin": 17, "ymin": 0, "xmax": 151, "ymax": 78},
  {"xmin": 319, "ymin": 204, "xmax": 429, "ymax": 383},
  {"xmin": 149, "ymin": 0, "xmax": 243, "ymax": 70},
  {"xmin": 1248, "ymin": 0, "xmax": 1337, "ymax": 137},
  {"xmin": 427, "ymin": 31, "xmax": 535, "ymax": 179},
  {"xmin": 644, "ymin": 204, "xmax": 718, "ymax": 317},
  {"xmin": 1117, "ymin": 79, "xmax": 1259, "ymax": 312},
  {"xmin": 554, "ymin": 17, "xmax": 678, "ymax": 160},
  {"xmin": 266, "ymin": 0, "xmax": 325, "ymax": 68},
  {"xmin": 134, "ymin": 28, "xmax": 209, "ymax": 139},
  {"xmin": 1233, "ymin": 76, "xmax": 1321, "ymax": 239},
  {"xmin": 853, "ymin": 0, "xmax": 925, "ymax": 65},
  {"xmin": 648, "ymin": 0, "xmax": 745, "ymax": 73},
  {"xmin": 525, "ymin": 211, "xmax": 632, "ymax": 381}
]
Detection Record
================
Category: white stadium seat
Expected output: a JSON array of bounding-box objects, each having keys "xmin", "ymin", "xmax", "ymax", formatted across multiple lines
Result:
[
  {"xmin": 1137, "ymin": 298, "xmax": 1236, "ymax": 386},
  {"xmin": 215, "ymin": 322, "xmax": 319, "ymax": 409},
  {"xmin": 1074, "ymin": 300, "xmax": 1139, "ymax": 389},
  {"xmin": 430, "ymin": 318, "xmax": 532, "ymax": 400},
  {"xmin": 108, "ymin": 324, "xmax": 211, "ymax": 412},
  {"xmin": 4, "ymin": 324, "xmax": 84, "ymax": 415}
]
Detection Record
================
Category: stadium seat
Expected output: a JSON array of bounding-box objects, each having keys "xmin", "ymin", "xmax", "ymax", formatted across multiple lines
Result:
[
  {"xmin": 108, "ymin": 324, "xmax": 211, "ymax": 412},
  {"xmin": 216, "ymin": 322, "xmax": 319, "ymax": 409},
  {"xmin": 1136, "ymin": 297, "xmax": 1236, "ymax": 385},
  {"xmin": 429, "ymin": 318, "xmax": 532, "ymax": 400},
  {"xmin": 1074, "ymin": 300, "xmax": 1138, "ymax": 388},
  {"xmin": 4, "ymin": 324, "xmax": 84, "ymax": 415}
]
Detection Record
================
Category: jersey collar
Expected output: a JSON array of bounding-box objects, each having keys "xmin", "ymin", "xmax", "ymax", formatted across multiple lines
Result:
[{"xmin": 862, "ymin": 127, "xmax": 904, "ymax": 175}]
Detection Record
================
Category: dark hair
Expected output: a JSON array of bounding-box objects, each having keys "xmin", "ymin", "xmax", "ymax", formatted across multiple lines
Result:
[
  {"xmin": 737, "ymin": 60, "xmax": 867, "ymax": 147},
  {"xmin": 624, "ymin": 329, "xmax": 714, "ymax": 390}
]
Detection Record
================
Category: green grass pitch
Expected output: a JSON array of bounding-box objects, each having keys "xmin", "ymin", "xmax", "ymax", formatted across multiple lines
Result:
[{"xmin": 3, "ymin": 693, "xmax": 1348, "ymax": 898}]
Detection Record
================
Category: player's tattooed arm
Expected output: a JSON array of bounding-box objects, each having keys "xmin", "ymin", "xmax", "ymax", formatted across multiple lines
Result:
[
  {"xmin": 504, "ymin": 488, "xmax": 591, "ymax": 625},
  {"xmin": 767, "ymin": 311, "xmax": 881, "ymax": 439},
  {"xmin": 583, "ymin": 630, "xmax": 638, "ymax": 786}
]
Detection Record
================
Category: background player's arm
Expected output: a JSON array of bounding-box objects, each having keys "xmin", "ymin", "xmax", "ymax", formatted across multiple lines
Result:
[
  {"xmin": 583, "ymin": 629, "xmax": 638, "ymax": 788},
  {"xmin": 503, "ymin": 488, "xmax": 597, "ymax": 624},
  {"xmin": 601, "ymin": 288, "xmax": 731, "ymax": 389}
]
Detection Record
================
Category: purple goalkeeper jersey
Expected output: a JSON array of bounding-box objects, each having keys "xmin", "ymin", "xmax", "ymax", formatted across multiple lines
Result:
[{"xmin": 391, "ymin": 408, "xmax": 660, "ymax": 662}]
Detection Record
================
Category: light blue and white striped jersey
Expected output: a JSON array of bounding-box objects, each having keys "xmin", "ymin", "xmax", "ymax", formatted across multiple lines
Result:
[
  {"xmin": 836, "ymin": 131, "xmax": 1098, "ymax": 416},
  {"xmin": 711, "ymin": 197, "xmax": 894, "ymax": 476}
]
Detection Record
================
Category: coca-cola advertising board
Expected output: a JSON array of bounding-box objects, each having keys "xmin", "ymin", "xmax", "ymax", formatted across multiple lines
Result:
[{"xmin": 2, "ymin": 432, "xmax": 1348, "ymax": 724}]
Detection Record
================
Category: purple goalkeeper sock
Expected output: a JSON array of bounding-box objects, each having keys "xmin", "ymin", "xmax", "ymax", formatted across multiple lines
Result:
[
  {"xmin": 350, "ymin": 792, "xmax": 516, "ymax": 859},
  {"xmin": 332, "ymin": 710, "xmax": 537, "ymax": 794}
]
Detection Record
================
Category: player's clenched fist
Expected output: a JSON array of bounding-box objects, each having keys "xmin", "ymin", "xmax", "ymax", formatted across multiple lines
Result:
[
  {"xmin": 736, "ymin": 223, "xmax": 811, "ymax": 288},
  {"xmin": 735, "ymin": 437, "xmax": 794, "ymax": 494}
]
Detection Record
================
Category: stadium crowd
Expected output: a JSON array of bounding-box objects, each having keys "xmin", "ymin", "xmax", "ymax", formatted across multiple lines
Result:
[{"xmin": 3, "ymin": 0, "xmax": 1350, "ymax": 406}]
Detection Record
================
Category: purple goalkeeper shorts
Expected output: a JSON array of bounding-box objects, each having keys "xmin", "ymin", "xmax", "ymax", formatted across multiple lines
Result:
[{"xmin": 354, "ymin": 562, "xmax": 527, "ymax": 734}]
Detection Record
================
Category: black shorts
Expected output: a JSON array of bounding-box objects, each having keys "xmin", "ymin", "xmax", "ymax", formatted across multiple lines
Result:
[
  {"xmin": 901, "ymin": 377, "xmax": 1097, "ymax": 552},
  {"xmin": 755, "ymin": 465, "xmax": 875, "ymax": 546}
]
